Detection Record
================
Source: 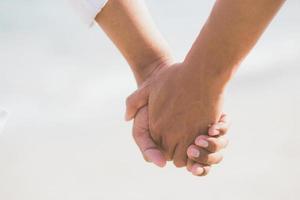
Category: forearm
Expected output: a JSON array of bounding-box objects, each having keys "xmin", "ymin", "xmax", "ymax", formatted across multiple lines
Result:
[
  {"xmin": 95, "ymin": 0, "xmax": 172, "ymax": 85},
  {"xmin": 184, "ymin": 0, "xmax": 285, "ymax": 91}
]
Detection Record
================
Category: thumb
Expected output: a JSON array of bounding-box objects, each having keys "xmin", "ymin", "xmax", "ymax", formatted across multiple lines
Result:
[
  {"xmin": 125, "ymin": 84, "xmax": 150, "ymax": 121},
  {"xmin": 133, "ymin": 106, "xmax": 166, "ymax": 168}
]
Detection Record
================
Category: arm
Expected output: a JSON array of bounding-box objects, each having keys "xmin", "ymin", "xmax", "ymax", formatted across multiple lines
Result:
[
  {"xmin": 95, "ymin": 0, "xmax": 229, "ymax": 173},
  {"xmin": 125, "ymin": 0, "xmax": 285, "ymax": 171},
  {"xmin": 95, "ymin": 0, "xmax": 172, "ymax": 85},
  {"xmin": 94, "ymin": 0, "xmax": 172, "ymax": 167},
  {"xmin": 183, "ymin": 0, "xmax": 286, "ymax": 91}
]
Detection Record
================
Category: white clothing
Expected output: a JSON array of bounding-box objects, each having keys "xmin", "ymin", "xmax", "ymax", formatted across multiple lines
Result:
[{"xmin": 69, "ymin": 0, "xmax": 108, "ymax": 26}]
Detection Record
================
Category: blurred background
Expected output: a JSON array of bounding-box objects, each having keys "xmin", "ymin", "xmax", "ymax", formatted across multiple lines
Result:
[{"xmin": 0, "ymin": 0, "xmax": 300, "ymax": 199}]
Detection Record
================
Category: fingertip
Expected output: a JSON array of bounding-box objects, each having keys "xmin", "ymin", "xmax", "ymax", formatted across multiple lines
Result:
[
  {"xmin": 144, "ymin": 149, "xmax": 167, "ymax": 168},
  {"xmin": 186, "ymin": 159, "xmax": 194, "ymax": 172},
  {"xmin": 125, "ymin": 109, "xmax": 136, "ymax": 121},
  {"xmin": 124, "ymin": 114, "xmax": 132, "ymax": 121},
  {"xmin": 208, "ymin": 128, "xmax": 220, "ymax": 136},
  {"xmin": 220, "ymin": 114, "xmax": 228, "ymax": 122},
  {"xmin": 187, "ymin": 145, "xmax": 200, "ymax": 158},
  {"xmin": 191, "ymin": 164, "xmax": 211, "ymax": 176},
  {"xmin": 195, "ymin": 137, "xmax": 209, "ymax": 148},
  {"xmin": 191, "ymin": 164, "xmax": 204, "ymax": 176},
  {"xmin": 153, "ymin": 158, "xmax": 167, "ymax": 168},
  {"xmin": 156, "ymin": 160, "xmax": 167, "ymax": 168}
]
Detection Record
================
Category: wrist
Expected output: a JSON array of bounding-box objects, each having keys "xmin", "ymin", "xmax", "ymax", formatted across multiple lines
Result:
[
  {"xmin": 134, "ymin": 55, "xmax": 175, "ymax": 86},
  {"xmin": 182, "ymin": 59, "xmax": 237, "ymax": 94}
]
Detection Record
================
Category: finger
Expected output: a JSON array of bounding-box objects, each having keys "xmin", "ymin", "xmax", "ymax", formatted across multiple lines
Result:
[
  {"xmin": 208, "ymin": 123, "xmax": 229, "ymax": 136},
  {"xmin": 133, "ymin": 107, "xmax": 166, "ymax": 167},
  {"xmin": 173, "ymin": 143, "xmax": 188, "ymax": 168},
  {"xmin": 220, "ymin": 113, "xmax": 229, "ymax": 123},
  {"xmin": 208, "ymin": 114, "xmax": 231, "ymax": 136},
  {"xmin": 125, "ymin": 84, "xmax": 150, "ymax": 121},
  {"xmin": 187, "ymin": 159, "xmax": 194, "ymax": 172},
  {"xmin": 133, "ymin": 124, "xmax": 166, "ymax": 167},
  {"xmin": 187, "ymin": 159, "xmax": 211, "ymax": 176},
  {"xmin": 159, "ymin": 135, "xmax": 175, "ymax": 162},
  {"xmin": 191, "ymin": 163, "xmax": 211, "ymax": 176},
  {"xmin": 187, "ymin": 145, "xmax": 223, "ymax": 165},
  {"xmin": 195, "ymin": 135, "xmax": 229, "ymax": 153}
]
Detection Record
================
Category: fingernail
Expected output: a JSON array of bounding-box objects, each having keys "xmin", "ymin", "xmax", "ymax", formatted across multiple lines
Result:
[
  {"xmin": 189, "ymin": 148, "xmax": 200, "ymax": 158},
  {"xmin": 214, "ymin": 123, "xmax": 223, "ymax": 130},
  {"xmin": 195, "ymin": 167, "xmax": 204, "ymax": 175},
  {"xmin": 209, "ymin": 129, "xmax": 219, "ymax": 136},
  {"xmin": 191, "ymin": 165, "xmax": 204, "ymax": 176},
  {"xmin": 153, "ymin": 160, "xmax": 166, "ymax": 168},
  {"xmin": 144, "ymin": 150, "xmax": 166, "ymax": 168},
  {"xmin": 196, "ymin": 139, "xmax": 209, "ymax": 148}
]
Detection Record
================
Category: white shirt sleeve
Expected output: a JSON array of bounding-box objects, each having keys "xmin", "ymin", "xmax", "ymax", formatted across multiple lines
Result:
[{"xmin": 69, "ymin": 0, "xmax": 109, "ymax": 27}]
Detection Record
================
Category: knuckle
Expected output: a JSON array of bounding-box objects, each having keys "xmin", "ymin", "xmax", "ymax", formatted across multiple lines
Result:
[
  {"xmin": 208, "ymin": 137, "xmax": 227, "ymax": 152},
  {"xmin": 204, "ymin": 138, "xmax": 218, "ymax": 152},
  {"xmin": 132, "ymin": 124, "xmax": 145, "ymax": 139},
  {"xmin": 209, "ymin": 141, "xmax": 220, "ymax": 153}
]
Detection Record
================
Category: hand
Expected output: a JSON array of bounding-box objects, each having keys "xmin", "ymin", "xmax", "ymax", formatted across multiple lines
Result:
[
  {"xmin": 186, "ymin": 114, "xmax": 230, "ymax": 176},
  {"xmin": 132, "ymin": 104, "xmax": 229, "ymax": 176},
  {"xmin": 127, "ymin": 61, "xmax": 228, "ymax": 175}
]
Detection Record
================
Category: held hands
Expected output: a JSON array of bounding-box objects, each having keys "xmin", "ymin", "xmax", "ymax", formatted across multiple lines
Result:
[
  {"xmin": 97, "ymin": 0, "xmax": 284, "ymax": 177},
  {"xmin": 126, "ymin": 61, "xmax": 229, "ymax": 176}
]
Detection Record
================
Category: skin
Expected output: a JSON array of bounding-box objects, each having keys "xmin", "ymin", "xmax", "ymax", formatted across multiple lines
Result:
[
  {"xmin": 126, "ymin": 0, "xmax": 285, "ymax": 171},
  {"xmin": 127, "ymin": 62, "xmax": 225, "ymax": 168},
  {"xmin": 95, "ymin": 0, "xmax": 229, "ymax": 176}
]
